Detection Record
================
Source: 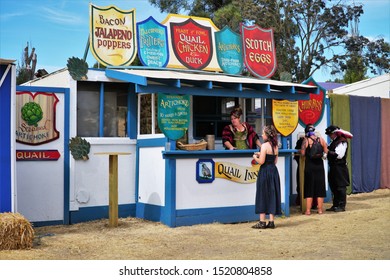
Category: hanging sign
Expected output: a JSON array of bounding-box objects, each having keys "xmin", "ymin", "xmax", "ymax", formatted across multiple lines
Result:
[
  {"xmin": 89, "ymin": 4, "xmax": 137, "ymax": 66},
  {"xmin": 299, "ymin": 77, "xmax": 325, "ymax": 127},
  {"xmin": 157, "ymin": 94, "xmax": 190, "ymax": 140},
  {"xmin": 215, "ymin": 26, "xmax": 243, "ymax": 75},
  {"xmin": 15, "ymin": 91, "xmax": 60, "ymax": 145},
  {"xmin": 170, "ymin": 18, "xmax": 213, "ymax": 70},
  {"xmin": 272, "ymin": 100, "xmax": 299, "ymax": 136},
  {"xmin": 136, "ymin": 16, "xmax": 169, "ymax": 67},
  {"xmin": 241, "ymin": 23, "xmax": 277, "ymax": 78},
  {"xmin": 162, "ymin": 14, "xmax": 221, "ymax": 71}
]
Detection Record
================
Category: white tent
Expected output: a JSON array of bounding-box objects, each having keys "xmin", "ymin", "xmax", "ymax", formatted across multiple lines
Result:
[{"xmin": 329, "ymin": 74, "xmax": 390, "ymax": 98}]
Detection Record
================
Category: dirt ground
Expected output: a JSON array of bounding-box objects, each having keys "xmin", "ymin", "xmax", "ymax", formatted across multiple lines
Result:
[{"xmin": 1, "ymin": 188, "xmax": 389, "ymax": 260}]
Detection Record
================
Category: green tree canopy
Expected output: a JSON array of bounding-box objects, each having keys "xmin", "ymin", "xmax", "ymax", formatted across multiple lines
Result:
[{"xmin": 149, "ymin": 0, "xmax": 390, "ymax": 83}]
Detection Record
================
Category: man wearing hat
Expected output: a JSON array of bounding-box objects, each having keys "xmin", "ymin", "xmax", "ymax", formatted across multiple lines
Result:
[{"xmin": 325, "ymin": 125, "xmax": 350, "ymax": 212}]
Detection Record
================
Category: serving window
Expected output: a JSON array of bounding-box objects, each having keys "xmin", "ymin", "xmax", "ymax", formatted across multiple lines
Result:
[{"xmin": 76, "ymin": 81, "xmax": 129, "ymax": 137}]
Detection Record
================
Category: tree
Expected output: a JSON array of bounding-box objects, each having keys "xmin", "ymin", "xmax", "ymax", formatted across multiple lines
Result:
[
  {"xmin": 149, "ymin": 0, "xmax": 390, "ymax": 82},
  {"xmin": 16, "ymin": 42, "xmax": 38, "ymax": 85}
]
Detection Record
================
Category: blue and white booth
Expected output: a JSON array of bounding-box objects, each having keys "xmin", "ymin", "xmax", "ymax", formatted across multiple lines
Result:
[
  {"xmin": 13, "ymin": 67, "xmax": 318, "ymax": 227},
  {"xmin": 0, "ymin": 59, "xmax": 16, "ymax": 213}
]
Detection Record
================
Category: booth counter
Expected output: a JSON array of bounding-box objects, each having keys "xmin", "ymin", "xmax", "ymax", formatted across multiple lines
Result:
[{"xmin": 135, "ymin": 144, "xmax": 295, "ymax": 227}]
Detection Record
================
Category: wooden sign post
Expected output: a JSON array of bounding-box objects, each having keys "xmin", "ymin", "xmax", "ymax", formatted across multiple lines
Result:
[
  {"xmin": 299, "ymin": 155, "xmax": 306, "ymax": 213},
  {"xmin": 95, "ymin": 152, "xmax": 131, "ymax": 227}
]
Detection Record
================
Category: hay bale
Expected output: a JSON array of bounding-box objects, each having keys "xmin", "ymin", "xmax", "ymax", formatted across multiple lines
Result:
[{"xmin": 0, "ymin": 212, "xmax": 34, "ymax": 250}]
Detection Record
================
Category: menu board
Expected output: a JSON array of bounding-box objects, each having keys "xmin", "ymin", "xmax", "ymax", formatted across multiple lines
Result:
[
  {"xmin": 272, "ymin": 99, "xmax": 298, "ymax": 136},
  {"xmin": 157, "ymin": 94, "xmax": 190, "ymax": 140}
]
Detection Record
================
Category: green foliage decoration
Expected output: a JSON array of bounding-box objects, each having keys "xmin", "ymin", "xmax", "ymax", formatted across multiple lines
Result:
[
  {"xmin": 69, "ymin": 136, "xmax": 91, "ymax": 160},
  {"xmin": 67, "ymin": 57, "xmax": 88, "ymax": 80}
]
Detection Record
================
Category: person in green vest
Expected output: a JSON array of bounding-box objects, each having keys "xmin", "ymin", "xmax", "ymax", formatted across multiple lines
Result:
[{"xmin": 222, "ymin": 107, "xmax": 261, "ymax": 150}]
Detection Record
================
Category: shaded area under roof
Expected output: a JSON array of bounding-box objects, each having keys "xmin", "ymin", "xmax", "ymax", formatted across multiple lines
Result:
[{"xmin": 105, "ymin": 67, "xmax": 319, "ymax": 101}]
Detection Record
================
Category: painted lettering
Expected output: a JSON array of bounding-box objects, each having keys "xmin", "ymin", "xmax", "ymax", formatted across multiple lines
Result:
[
  {"xmin": 99, "ymin": 15, "xmax": 126, "ymax": 26},
  {"xmin": 217, "ymin": 164, "xmax": 242, "ymax": 179},
  {"xmin": 299, "ymin": 99, "xmax": 323, "ymax": 112},
  {"xmin": 245, "ymin": 38, "xmax": 273, "ymax": 51}
]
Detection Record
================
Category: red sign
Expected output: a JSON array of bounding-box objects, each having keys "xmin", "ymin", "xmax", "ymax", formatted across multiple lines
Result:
[
  {"xmin": 241, "ymin": 24, "xmax": 277, "ymax": 78},
  {"xmin": 170, "ymin": 18, "xmax": 213, "ymax": 70},
  {"xmin": 299, "ymin": 78, "xmax": 325, "ymax": 126},
  {"xmin": 16, "ymin": 150, "xmax": 61, "ymax": 161}
]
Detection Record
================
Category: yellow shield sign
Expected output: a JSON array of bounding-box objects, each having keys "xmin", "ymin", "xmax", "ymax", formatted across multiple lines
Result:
[
  {"xmin": 90, "ymin": 4, "xmax": 137, "ymax": 66},
  {"xmin": 272, "ymin": 100, "xmax": 298, "ymax": 136}
]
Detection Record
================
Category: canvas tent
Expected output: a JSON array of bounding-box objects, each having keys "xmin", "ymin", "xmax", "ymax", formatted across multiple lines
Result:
[{"xmin": 328, "ymin": 74, "xmax": 390, "ymax": 193}]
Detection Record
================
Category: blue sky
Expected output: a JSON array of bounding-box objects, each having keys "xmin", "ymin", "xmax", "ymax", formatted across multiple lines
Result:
[{"xmin": 0, "ymin": 0, "xmax": 389, "ymax": 82}]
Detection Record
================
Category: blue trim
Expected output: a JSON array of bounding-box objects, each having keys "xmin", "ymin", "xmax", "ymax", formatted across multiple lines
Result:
[
  {"xmin": 175, "ymin": 206, "xmax": 258, "ymax": 227},
  {"xmin": 70, "ymin": 203, "xmax": 135, "ymax": 224},
  {"xmin": 163, "ymin": 158, "xmax": 176, "ymax": 227},
  {"xmin": 163, "ymin": 149, "xmax": 294, "ymax": 159},
  {"xmin": 0, "ymin": 64, "xmax": 12, "ymax": 212},
  {"xmin": 137, "ymin": 137, "xmax": 166, "ymax": 147},
  {"xmin": 31, "ymin": 220, "xmax": 64, "ymax": 227},
  {"xmin": 63, "ymin": 88, "xmax": 70, "ymax": 224},
  {"xmin": 16, "ymin": 85, "xmax": 70, "ymax": 224},
  {"xmin": 105, "ymin": 69, "xmax": 147, "ymax": 85},
  {"xmin": 135, "ymin": 84, "xmax": 311, "ymax": 100},
  {"xmin": 284, "ymin": 153, "xmax": 291, "ymax": 217},
  {"xmin": 99, "ymin": 82, "xmax": 104, "ymax": 137},
  {"xmin": 136, "ymin": 203, "xmax": 163, "ymax": 222}
]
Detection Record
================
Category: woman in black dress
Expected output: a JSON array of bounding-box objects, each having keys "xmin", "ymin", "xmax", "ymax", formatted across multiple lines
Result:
[
  {"xmin": 300, "ymin": 124, "xmax": 328, "ymax": 215},
  {"xmin": 252, "ymin": 125, "xmax": 281, "ymax": 229}
]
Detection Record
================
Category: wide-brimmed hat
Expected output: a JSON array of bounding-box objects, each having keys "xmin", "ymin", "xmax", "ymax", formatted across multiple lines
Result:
[{"xmin": 325, "ymin": 125, "xmax": 339, "ymax": 135}]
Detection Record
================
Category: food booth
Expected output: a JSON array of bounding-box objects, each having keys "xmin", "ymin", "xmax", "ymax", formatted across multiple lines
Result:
[{"xmin": 9, "ymin": 6, "xmax": 320, "ymax": 227}]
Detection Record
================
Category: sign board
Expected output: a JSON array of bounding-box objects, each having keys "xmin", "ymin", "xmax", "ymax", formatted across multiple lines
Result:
[
  {"xmin": 272, "ymin": 99, "xmax": 299, "ymax": 136},
  {"xmin": 157, "ymin": 93, "xmax": 190, "ymax": 140},
  {"xmin": 215, "ymin": 26, "xmax": 243, "ymax": 75},
  {"xmin": 136, "ymin": 16, "xmax": 169, "ymax": 67},
  {"xmin": 16, "ymin": 150, "xmax": 61, "ymax": 161},
  {"xmin": 241, "ymin": 24, "xmax": 277, "ymax": 78},
  {"xmin": 90, "ymin": 4, "xmax": 137, "ymax": 66},
  {"xmin": 162, "ymin": 14, "xmax": 221, "ymax": 72},
  {"xmin": 15, "ymin": 91, "xmax": 60, "ymax": 145},
  {"xmin": 299, "ymin": 77, "xmax": 325, "ymax": 126}
]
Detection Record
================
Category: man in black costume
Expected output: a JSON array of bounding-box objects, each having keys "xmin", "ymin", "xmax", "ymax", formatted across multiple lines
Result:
[{"xmin": 325, "ymin": 125, "xmax": 350, "ymax": 212}]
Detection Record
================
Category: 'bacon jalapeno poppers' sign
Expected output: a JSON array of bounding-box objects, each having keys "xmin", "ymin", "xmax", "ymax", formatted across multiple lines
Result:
[{"xmin": 90, "ymin": 4, "xmax": 137, "ymax": 66}]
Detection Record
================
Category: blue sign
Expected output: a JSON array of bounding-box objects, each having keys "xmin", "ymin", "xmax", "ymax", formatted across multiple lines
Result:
[
  {"xmin": 196, "ymin": 159, "xmax": 215, "ymax": 183},
  {"xmin": 136, "ymin": 16, "xmax": 169, "ymax": 67},
  {"xmin": 215, "ymin": 26, "xmax": 243, "ymax": 75}
]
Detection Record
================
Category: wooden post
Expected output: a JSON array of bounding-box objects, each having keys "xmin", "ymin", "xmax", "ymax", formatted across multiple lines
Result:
[
  {"xmin": 109, "ymin": 154, "xmax": 118, "ymax": 227},
  {"xmin": 299, "ymin": 155, "xmax": 306, "ymax": 213},
  {"xmin": 95, "ymin": 152, "xmax": 131, "ymax": 227}
]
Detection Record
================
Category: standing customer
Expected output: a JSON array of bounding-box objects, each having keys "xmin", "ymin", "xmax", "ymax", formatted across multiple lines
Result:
[
  {"xmin": 252, "ymin": 125, "xmax": 281, "ymax": 229},
  {"xmin": 301, "ymin": 124, "xmax": 328, "ymax": 215},
  {"xmin": 325, "ymin": 125, "xmax": 352, "ymax": 212},
  {"xmin": 222, "ymin": 107, "xmax": 261, "ymax": 150}
]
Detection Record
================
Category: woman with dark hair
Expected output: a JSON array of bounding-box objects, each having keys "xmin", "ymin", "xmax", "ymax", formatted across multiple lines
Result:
[
  {"xmin": 222, "ymin": 107, "xmax": 261, "ymax": 150},
  {"xmin": 251, "ymin": 125, "xmax": 281, "ymax": 229},
  {"xmin": 300, "ymin": 124, "xmax": 328, "ymax": 215}
]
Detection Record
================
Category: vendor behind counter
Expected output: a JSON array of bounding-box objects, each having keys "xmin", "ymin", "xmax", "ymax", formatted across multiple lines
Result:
[{"xmin": 222, "ymin": 107, "xmax": 262, "ymax": 150}]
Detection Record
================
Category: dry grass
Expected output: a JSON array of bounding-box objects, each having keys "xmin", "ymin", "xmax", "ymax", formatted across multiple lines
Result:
[{"xmin": 0, "ymin": 189, "xmax": 389, "ymax": 260}]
